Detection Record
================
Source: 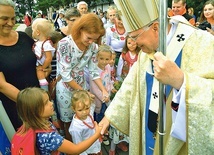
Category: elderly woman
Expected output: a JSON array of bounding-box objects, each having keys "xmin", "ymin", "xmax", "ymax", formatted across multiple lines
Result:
[{"xmin": 77, "ymin": 1, "xmax": 88, "ymax": 15}]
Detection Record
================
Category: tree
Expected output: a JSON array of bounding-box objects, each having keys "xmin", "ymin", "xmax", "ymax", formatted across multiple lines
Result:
[{"xmin": 15, "ymin": 0, "xmax": 35, "ymax": 16}]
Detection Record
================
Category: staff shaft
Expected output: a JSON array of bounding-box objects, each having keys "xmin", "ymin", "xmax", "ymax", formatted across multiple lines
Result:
[{"xmin": 158, "ymin": 1, "xmax": 168, "ymax": 155}]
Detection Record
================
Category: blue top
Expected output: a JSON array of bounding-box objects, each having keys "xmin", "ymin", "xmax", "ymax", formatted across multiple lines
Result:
[{"xmin": 36, "ymin": 123, "xmax": 64, "ymax": 155}]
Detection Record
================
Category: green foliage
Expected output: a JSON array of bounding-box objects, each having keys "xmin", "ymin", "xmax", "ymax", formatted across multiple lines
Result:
[
  {"xmin": 110, "ymin": 80, "xmax": 123, "ymax": 100},
  {"xmin": 15, "ymin": 0, "xmax": 207, "ymax": 21}
]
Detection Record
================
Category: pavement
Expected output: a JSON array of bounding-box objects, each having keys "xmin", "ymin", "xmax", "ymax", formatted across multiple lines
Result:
[
  {"xmin": 15, "ymin": 23, "xmax": 27, "ymax": 32},
  {"xmin": 102, "ymin": 142, "xmax": 129, "ymax": 155}
]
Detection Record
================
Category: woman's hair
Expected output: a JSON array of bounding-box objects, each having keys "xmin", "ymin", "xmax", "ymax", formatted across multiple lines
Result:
[
  {"xmin": 0, "ymin": 0, "xmax": 15, "ymax": 8},
  {"xmin": 64, "ymin": 8, "xmax": 81, "ymax": 20},
  {"xmin": 199, "ymin": 0, "xmax": 214, "ymax": 23},
  {"xmin": 71, "ymin": 13, "xmax": 105, "ymax": 45},
  {"xmin": 32, "ymin": 18, "xmax": 54, "ymax": 37},
  {"xmin": 122, "ymin": 36, "xmax": 141, "ymax": 54},
  {"xmin": 71, "ymin": 90, "xmax": 92, "ymax": 110},
  {"xmin": 97, "ymin": 44, "xmax": 113, "ymax": 57},
  {"xmin": 17, "ymin": 87, "xmax": 50, "ymax": 130}
]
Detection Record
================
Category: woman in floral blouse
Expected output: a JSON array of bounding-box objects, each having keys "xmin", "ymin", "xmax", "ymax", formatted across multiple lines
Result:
[
  {"xmin": 106, "ymin": 13, "xmax": 128, "ymax": 66},
  {"xmin": 56, "ymin": 13, "xmax": 109, "ymax": 141}
]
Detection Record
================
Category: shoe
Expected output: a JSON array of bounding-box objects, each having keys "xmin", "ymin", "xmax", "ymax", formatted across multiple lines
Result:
[
  {"xmin": 117, "ymin": 142, "xmax": 128, "ymax": 152},
  {"xmin": 102, "ymin": 139, "xmax": 110, "ymax": 145},
  {"xmin": 102, "ymin": 135, "xmax": 110, "ymax": 145},
  {"xmin": 109, "ymin": 150, "xmax": 115, "ymax": 155}
]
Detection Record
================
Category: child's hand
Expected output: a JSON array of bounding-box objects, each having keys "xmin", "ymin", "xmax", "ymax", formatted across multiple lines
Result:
[
  {"xmin": 42, "ymin": 65, "xmax": 52, "ymax": 72},
  {"xmin": 87, "ymin": 91, "xmax": 95, "ymax": 100},
  {"xmin": 36, "ymin": 66, "xmax": 43, "ymax": 71},
  {"xmin": 102, "ymin": 90, "xmax": 109, "ymax": 103}
]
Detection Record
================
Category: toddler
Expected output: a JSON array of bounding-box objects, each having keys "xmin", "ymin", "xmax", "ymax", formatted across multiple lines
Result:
[
  {"xmin": 32, "ymin": 18, "xmax": 55, "ymax": 91},
  {"xmin": 69, "ymin": 90, "xmax": 102, "ymax": 155},
  {"xmin": 117, "ymin": 36, "xmax": 140, "ymax": 81}
]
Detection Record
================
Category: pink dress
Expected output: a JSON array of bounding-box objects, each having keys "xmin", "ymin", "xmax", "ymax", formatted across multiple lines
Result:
[{"xmin": 89, "ymin": 64, "xmax": 113, "ymax": 114}]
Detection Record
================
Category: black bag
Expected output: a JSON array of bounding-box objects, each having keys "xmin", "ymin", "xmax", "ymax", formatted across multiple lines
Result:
[{"xmin": 198, "ymin": 21, "xmax": 211, "ymax": 30}]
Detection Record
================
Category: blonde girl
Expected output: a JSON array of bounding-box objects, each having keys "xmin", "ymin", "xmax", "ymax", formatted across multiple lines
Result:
[{"xmin": 69, "ymin": 90, "xmax": 102, "ymax": 155}]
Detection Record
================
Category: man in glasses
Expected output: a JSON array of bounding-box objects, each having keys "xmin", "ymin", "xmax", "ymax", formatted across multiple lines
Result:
[{"xmin": 99, "ymin": 0, "xmax": 214, "ymax": 155}]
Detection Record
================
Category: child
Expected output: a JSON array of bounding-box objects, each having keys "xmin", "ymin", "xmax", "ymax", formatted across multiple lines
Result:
[
  {"xmin": 69, "ymin": 90, "xmax": 102, "ymax": 155},
  {"xmin": 89, "ymin": 44, "xmax": 116, "ymax": 146},
  {"xmin": 116, "ymin": 36, "xmax": 140, "ymax": 81},
  {"xmin": 109, "ymin": 51, "xmax": 117, "ymax": 83},
  {"xmin": 108, "ymin": 51, "xmax": 122, "ymax": 100},
  {"xmin": 15, "ymin": 87, "xmax": 102, "ymax": 154},
  {"xmin": 32, "ymin": 18, "xmax": 55, "ymax": 91},
  {"xmin": 89, "ymin": 44, "xmax": 116, "ymax": 123}
]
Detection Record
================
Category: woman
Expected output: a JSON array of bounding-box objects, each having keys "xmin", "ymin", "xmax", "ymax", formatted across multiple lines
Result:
[
  {"xmin": 56, "ymin": 13, "xmax": 109, "ymax": 141},
  {"xmin": 0, "ymin": 0, "xmax": 39, "ymax": 130},
  {"xmin": 106, "ymin": 13, "xmax": 128, "ymax": 66},
  {"xmin": 198, "ymin": 0, "xmax": 214, "ymax": 35},
  {"xmin": 57, "ymin": 8, "xmax": 81, "ymax": 37}
]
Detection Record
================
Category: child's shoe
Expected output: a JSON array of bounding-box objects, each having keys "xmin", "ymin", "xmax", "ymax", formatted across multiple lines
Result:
[
  {"xmin": 102, "ymin": 138, "xmax": 110, "ymax": 145},
  {"xmin": 102, "ymin": 134, "xmax": 110, "ymax": 145},
  {"xmin": 117, "ymin": 142, "xmax": 128, "ymax": 152},
  {"xmin": 109, "ymin": 150, "xmax": 115, "ymax": 155}
]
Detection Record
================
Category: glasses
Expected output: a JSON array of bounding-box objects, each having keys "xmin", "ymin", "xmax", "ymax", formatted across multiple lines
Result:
[
  {"xmin": 68, "ymin": 18, "xmax": 76, "ymax": 22},
  {"xmin": 128, "ymin": 29, "xmax": 145, "ymax": 41},
  {"xmin": 128, "ymin": 22, "xmax": 153, "ymax": 41}
]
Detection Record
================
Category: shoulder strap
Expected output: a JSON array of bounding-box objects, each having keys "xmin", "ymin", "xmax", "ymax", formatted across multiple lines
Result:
[
  {"xmin": 35, "ymin": 128, "xmax": 54, "ymax": 133},
  {"xmin": 38, "ymin": 39, "xmax": 54, "ymax": 60},
  {"xmin": 41, "ymin": 39, "xmax": 53, "ymax": 52}
]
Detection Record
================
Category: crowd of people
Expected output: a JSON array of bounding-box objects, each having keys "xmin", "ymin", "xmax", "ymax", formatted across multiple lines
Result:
[{"xmin": 0, "ymin": 0, "xmax": 213, "ymax": 154}]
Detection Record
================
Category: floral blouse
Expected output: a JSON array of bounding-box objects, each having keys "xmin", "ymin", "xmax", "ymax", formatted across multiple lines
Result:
[
  {"xmin": 105, "ymin": 25, "xmax": 127, "ymax": 52},
  {"xmin": 56, "ymin": 35, "xmax": 100, "ymax": 91}
]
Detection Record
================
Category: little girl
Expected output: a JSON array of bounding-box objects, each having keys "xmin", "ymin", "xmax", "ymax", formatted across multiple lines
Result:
[
  {"xmin": 89, "ymin": 44, "xmax": 116, "ymax": 123},
  {"xmin": 89, "ymin": 44, "xmax": 116, "ymax": 146},
  {"xmin": 69, "ymin": 90, "xmax": 102, "ymax": 155},
  {"xmin": 109, "ymin": 51, "xmax": 117, "ymax": 83},
  {"xmin": 116, "ymin": 36, "xmax": 140, "ymax": 81},
  {"xmin": 32, "ymin": 18, "xmax": 55, "ymax": 91},
  {"xmin": 14, "ymin": 87, "xmax": 102, "ymax": 154}
]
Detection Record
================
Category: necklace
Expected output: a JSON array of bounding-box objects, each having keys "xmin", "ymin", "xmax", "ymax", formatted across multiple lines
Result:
[{"xmin": 82, "ymin": 115, "xmax": 95, "ymax": 129}]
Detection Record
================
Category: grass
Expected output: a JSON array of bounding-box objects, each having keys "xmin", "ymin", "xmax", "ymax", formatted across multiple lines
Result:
[{"xmin": 13, "ymin": 23, "xmax": 20, "ymax": 30}]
